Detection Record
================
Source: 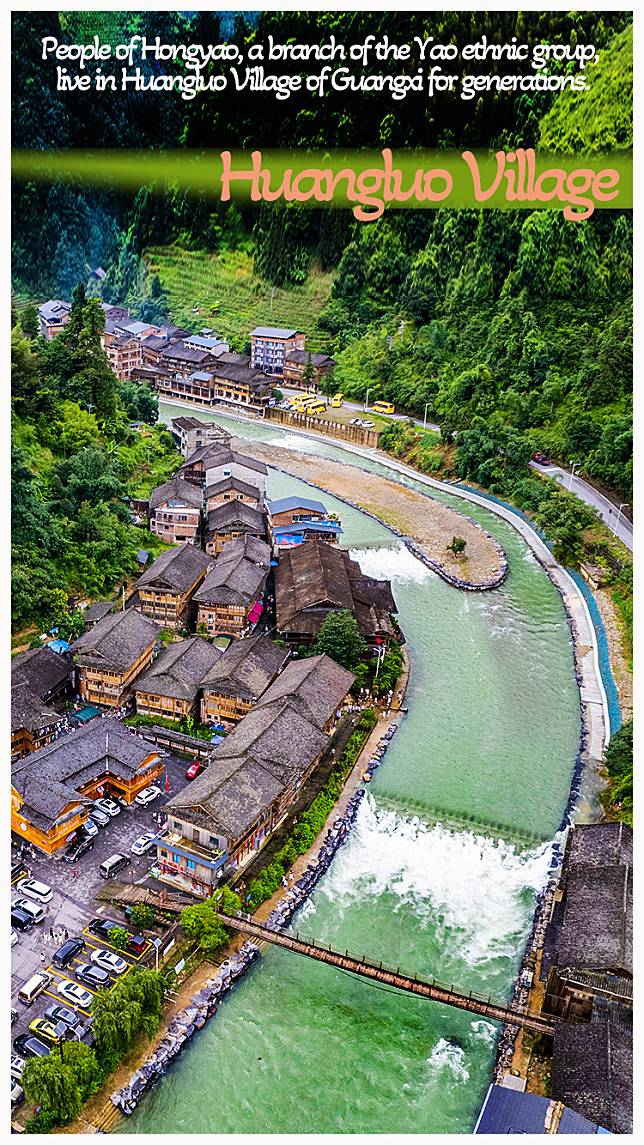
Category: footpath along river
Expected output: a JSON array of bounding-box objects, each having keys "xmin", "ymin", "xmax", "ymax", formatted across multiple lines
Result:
[{"xmin": 121, "ymin": 407, "xmax": 581, "ymax": 1133}]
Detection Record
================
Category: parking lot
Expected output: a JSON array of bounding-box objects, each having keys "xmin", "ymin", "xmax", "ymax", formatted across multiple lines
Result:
[{"xmin": 11, "ymin": 751, "xmax": 191, "ymax": 1048}]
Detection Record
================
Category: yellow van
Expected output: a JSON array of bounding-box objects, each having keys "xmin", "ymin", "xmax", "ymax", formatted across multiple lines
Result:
[
  {"xmin": 331, "ymin": 393, "xmax": 344, "ymax": 408},
  {"xmin": 373, "ymin": 401, "xmax": 395, "ymax": 415},
  {"xmin": 293, "ymin": 394, "xmax": 317, "ymax": 410},
  {"xmin": 308, "ymin": 402, "xmax": 326, "ymax": 415}
]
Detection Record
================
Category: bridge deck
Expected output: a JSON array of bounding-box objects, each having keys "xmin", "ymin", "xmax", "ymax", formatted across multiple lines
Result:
[{"xmin": 215, "ymin": 914, "xmax": 556, "ymax": 1036}]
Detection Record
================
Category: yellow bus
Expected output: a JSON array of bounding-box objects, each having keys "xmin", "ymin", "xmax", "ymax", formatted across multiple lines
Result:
[
  {"xmin": 331, "ymin": 393, "xmax": 344, "ymax": 408},
  {"xmin": 373, "ymin": 401, "xmax": 395, "ymax": 415},
  {"xmin": 307, "ymin": 401, "xmax": 326, "ymax": 415},
  {"xmin": 292, "ymin": 394, "xmax": 317, "ymax": 409}
]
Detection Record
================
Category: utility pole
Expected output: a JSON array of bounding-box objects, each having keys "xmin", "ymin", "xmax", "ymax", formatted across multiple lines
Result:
[
  {"xmin": 423, "ymin": 403, "xmax": 429, "ymax": 430},
  {"xmin": 613, "ymin": 502, "xmax": 627, "ymax": 536},
  {"xmin": 364, "ymin": 387, "xmax": 370, "ymax": 413},
  {"xmin": 568, "ymin": 460, "xmax": 579, "ymax": 492}
]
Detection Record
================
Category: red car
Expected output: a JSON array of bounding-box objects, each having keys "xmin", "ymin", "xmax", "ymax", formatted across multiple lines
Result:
[{"xmin": 185, "ymin": 761, "xmax": 204, "ymax": 780}]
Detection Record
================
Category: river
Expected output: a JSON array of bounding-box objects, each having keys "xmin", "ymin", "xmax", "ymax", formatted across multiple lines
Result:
[{"xmin": 120, "ymin": 407, "xmax": 580, "ymax": 1133}]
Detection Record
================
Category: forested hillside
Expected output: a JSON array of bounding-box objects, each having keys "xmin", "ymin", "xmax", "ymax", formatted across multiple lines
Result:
[{"xmin": 11, "ymin": 289, "xmax": 178, "ymax": 632}]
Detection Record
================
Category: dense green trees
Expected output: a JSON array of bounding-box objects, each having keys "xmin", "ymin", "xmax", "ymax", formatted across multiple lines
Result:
[
  {"xmin": 603, "ymin": 719, "xmax": 633, "ymax": 825},
  {"xmin": 21, "ymin": 1043, "xmax": 104, "ymax": 1129},
  {"xmin": 92, "ymin": 968, "xmax": 165, "ymax": 1068},
  {"xmin": 311, "ymin": 610, "xmax": 368, "ymax": 672}
]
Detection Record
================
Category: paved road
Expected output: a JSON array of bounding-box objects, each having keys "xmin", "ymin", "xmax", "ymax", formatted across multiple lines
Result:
[{"xmin": 530, "ymin": 461, "xmax": 633, "ymax": 551}]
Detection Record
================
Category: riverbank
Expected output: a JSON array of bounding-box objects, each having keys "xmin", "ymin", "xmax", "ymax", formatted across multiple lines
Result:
[
  {"xmin": 59, "ymin": 653, "xmax": 410, "ymax": 1134},
  {"xmin": 237, "ymin": 437, "xmax": 507, "ymax": 590}
]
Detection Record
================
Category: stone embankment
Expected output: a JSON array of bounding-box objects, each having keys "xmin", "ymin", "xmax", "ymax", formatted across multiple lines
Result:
[{"xmin": 235, "ymin": 438, "xmax": 508, "ymax": 590}]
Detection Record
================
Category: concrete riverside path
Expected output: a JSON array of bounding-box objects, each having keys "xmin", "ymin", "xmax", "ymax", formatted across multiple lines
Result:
[{"xmin": 211, "ymin": 913, "xmax": 557, "ymax": 1037}]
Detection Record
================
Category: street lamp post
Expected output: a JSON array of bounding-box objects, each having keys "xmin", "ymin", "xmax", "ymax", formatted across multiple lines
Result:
[
  {"xmin": 568, "ymin": 460, "xmax": 579, "ymax": 492},
  {"xmin": 613, "ymin": 502, "xmax": 627, "ymax": 536},
  {"xmin": 364, "ymin": 387, "xmax": 370, "ymax": 413},
  {"xmin": 423, "ymin": 403, "xmax": 429, "ymax": 430}
]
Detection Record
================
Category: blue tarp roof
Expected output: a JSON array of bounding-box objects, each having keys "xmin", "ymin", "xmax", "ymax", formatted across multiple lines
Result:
[
  {"xmin": 475, "ymin": 1085, "xmax": 599, "ymax": 1134},
  {"xmin": 274, "ymin": 521, "xmax": 341, "ymax": 535},
  {"xmin": 49, "ymin": 639, "xmax": 70, "ymax": 654},
  {"xmin": 74, "ymin": 706, "xmax": 102, "ymax": 723}
]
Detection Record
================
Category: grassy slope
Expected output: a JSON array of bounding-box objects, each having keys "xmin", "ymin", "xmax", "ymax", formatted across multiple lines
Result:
[
  {"xmin": 143, "ymin": 246, "xmax": 335, "ymax": 353},
  {"xmin": 539, "ymin": 24, "xmax": 633, "ymax": 153}
]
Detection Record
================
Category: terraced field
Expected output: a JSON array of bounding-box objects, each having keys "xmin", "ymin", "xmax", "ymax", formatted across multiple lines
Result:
[{"xmin": 143, "ymin": 246, "xmax": 336, "ymax": 353}]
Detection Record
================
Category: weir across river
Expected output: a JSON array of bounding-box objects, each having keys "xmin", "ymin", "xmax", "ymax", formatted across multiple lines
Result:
[{"xmin": 215, "ymin": 913, "xmax": 556, "ymax": 1036}]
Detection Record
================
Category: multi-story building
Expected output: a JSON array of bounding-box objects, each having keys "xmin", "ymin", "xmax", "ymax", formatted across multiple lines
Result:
[
  {"xmin": 100, "ymin": 302, "xmax": 130, "ymax": 323},
  {"xmin": 205, "ymin": 476, "xmax": 262, "ymax": 515},
  {"xmin": 134, "ymin": 635, "xmax": 221, "ymax": 723},
  {"xmin": 275, "ymin": 538, "xmax": 398, "ymax": 647},
  {"xmin": 254, "ymin": 653, "xmax": 354, "ymax": 734},
  {"xmin": 283, "ymin": 350, "xmax": 336, "ymax": 388},
  {"xmin": 38, "ymin": 300, "xmax": 71, "ymax": 339},
  {"xmin": 11, "ymin": 717, "xmax": 164, "ymax": 854},
  {"xmin": 135, "ymin": 544, "xmax": 213, "ymax": 630},
  {"xmin": 11, "ymin": 683, "xmax": 66, "ymax": 761},
  {"xmin": 148, "ymin": 476, "xmax": 204, "ymax": 545},
  {"xmin": 12, "ymin": 645, "xmax": 75, "ymax": 709},
  {"xmin": 266, "ymin": 495, "xmax": 341, "ymax": 551},
  {"xmin": 200, "ymin": 632, "xmax": 289, "ymax": 726},
  {"xmin": 170, "ymin": 416, "xmax": 232, "ymax": 458},
  {"xmin": 103, "ymin": 333, "xmax": 143, "ymax": 380},
  {"xmin": 194, "ymin": 534, "xmax": 271, "ymax": 635},
  {"xmin": 250, "ymin": 326, "xmax": 305, "ymax": 376},
  {"xmin": 202, "ymin": 448, "xmax": 267, "ymax": 496},
  {"xmin": 71, "ymin": 609, "xmax": 161, "ymax": 707},
  {"xmin": 205, "ymin": 501, "xmax": 266, "ymax": 557}
]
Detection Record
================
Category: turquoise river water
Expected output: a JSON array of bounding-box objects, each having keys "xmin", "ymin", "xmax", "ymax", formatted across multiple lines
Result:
[{"xmin": 120, "ymin": 407, "xmax": 581, "ymax": 1133}]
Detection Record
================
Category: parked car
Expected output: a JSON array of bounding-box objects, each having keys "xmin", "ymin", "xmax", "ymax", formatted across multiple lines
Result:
[
  {"xmin": 94, "ymin": 797, "xmax": 121, "ymax": 818},
  {"xmin": 11, "ymin": 928, "xmax": 18, "ymax": 946},
  {"xmin": 11, "ymin": 908, "xmax": 33, "ymax": 933},
  {"xmin": 15, "ymin": 877, "xmax": 52, "ymax": 904},
  {"xmin": 532, "ymin": 451, "xmax": 551, "ymax": 465},
  {"xmin": 88, "ymin": 917, "xmax": 121, "ymax": 942},
  {"xmin": 10, "ymin": 1055, "xmax": 24, "ymax": 1079},
  {"xmin": 29, "ymin": 1017, "xmax": 69, "ymax": 1045},
  {"xmin": 44, "ymin": 1003, "xmax": 82, "ymax": 1030},
  {"xmin": 185, "ymin": 761, "xmax": 204, "ymax": 781},
  {"xmin": 127, "ymin": 934, "xmax": 147, "ymax": 955},
  {"xmin": 56, "ymin": 979, "xmax": 93, "ymax": 1009},
  {"xmin": 81, "ymin": 819, "xmax": 99, "ymax": 839},
  {"xmin": 12, "ymin": 897, "xmax": 46, "ymax": 924},
  {"xmin": 64, "ymin": 836, "xmax": 95, "ymax": 863},
  {"xmin": 11, "ymin": 1078, "xmax": 24, "ymax": 1108},
  {"xmin": 75, "ymin": 963, "xmax": 112, "ymax": 989},
  {"xmin": 13, "ymin": 1033, "xmax": 51, "ymax": 1059},
  {"xmin": 53, "ymin": 936, "xmax": 86, "ymax": 969},
  {"xmin": 91, "ymin": 948, "xmax": 128, "ymax": 975},
  {"xmin": 135, "ymin": 785, "xmax": 162, "ymax": 806},
  {"xmin": 130, "ymin": 831, "xmax": 157, "ymax": 856},
  {"xmin": 88, "ymin": 805, "xmax": 111, "ymax": 827}
]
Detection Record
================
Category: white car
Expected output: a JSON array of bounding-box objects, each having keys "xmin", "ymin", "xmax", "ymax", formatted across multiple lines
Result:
[
  {"xmin": 11, "ymin": 929, "xmax": 18, "ymax": 947},
  {"xmin": 15, "ymin": 877, "xmax": 52, "ymax": 904},
  {"xmin": 91, "ymin": 948, "xmax": 128, "ymax": 975},
  {"xmin": 56, "ymin": 979, "xmax": 93, "ymax": 1009},
  {"xmin": 82, "ymin": 819, "xmax": 99, "ymax": 838},
  {"xmin": 12, "ymin": 897, "xmax": 46, "ymax": 924},
  {"xmin": 130, "ymin": 832, "xmax": 157, "ymax": 856},
  {"xmin": 10, "ymin": 1055, "xmax": 24, "ymax": 1080},
  {"xmin": 135, "ymin": 785, "xmax": 162, "ymax": 807},
  {"xmin": 94, "ymin": 798, "xmax": 121, "ymax": 818}
]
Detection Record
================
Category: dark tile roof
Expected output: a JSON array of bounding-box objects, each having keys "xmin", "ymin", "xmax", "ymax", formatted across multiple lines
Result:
[
  {"xmin": 39, "ymin": 300, "xmax": 71, "ymax": 322},
  {"xmin": 165, "ymin": 751, "xmax": 284, "ymax": 839},
  {"xmin": 12, "ymin": 717, "xmax": 159, "ymax": 827},
  {"xmin": 557, "ymin": 823, "xmax": 632, "ymax": 975},
  {"xmin": 284, "ymin": 350, "xmax": 335, "ymax": 367},
  {"xmin": 135, "ymin": 636, "xmax": 221, "ymax": 701},
  {"xmin": 11, "ymin": 681, "xmax": 63, "ymax": 735},
  {"xmin": 141, "ymin": 334, "xmax": 171, "ymax": 352},
  {"xmin": 274, "ymin": 539, "xmax": 396, "ymax": 637},
  {"xmin": 149, "ymin": 476, "xmax": 204, "ymax": 512},
  {"xmin": 179, "ymin": 442, "xmax": 234, "ymax": 471},
  {"xmin": 206, "ymin": 501, "xmax": 265, "ymax": 535},
  {"xmin": 217, "ymin": 352, "xmax": 251, "ymax": 366},
  {"xmin": 215, "ymin": 698, "xmax": 328, "ymax": 781},
  {"xmin": 200, "ymin": 633, "xmax": 288, "ymax": 703},
  {"xmin": 83, "ymin": 601, "xmax": 115, "ymax": 626},
  {"xmin": 256, "ymin": 654, "xmax": 354, "ymax": 729},
  {"xmin": 552, "ymin": 1020, "xmax": 632, "ymax": 1133},
  {"xmin": 201, "ymin": 448, "xmax": 268, "ymax": 476},
  {"xmin": 71, "ymin": 609, "xmax": 160, "ymax": 672},
  {"xmin": 136, "ymin": 544, "xmax": 212, "ymax": 594},
  {"xmin": 205, "ymin": 476, "xmax": 260, "ymax": 502},
  {"xmin": 267, "ymin": 496, "xmax": 328, "ymax": 516},
  {"xmin": 194, "ymin": 541, "xmax": 269, "ymax": 607},
  {"xmin": 12, "ymin": 646, "xmax": 74, "ymax": 701},
  {"xmin": 160, "ymin": 341, "xmax": 214, "ymax": 365},
  {"xmin": 171, "ymin": 416, "xmax": 203, "ymax": 431},
  {"xmin": 211, "ymin": 362, "xmax": 270, "ymax": 391}
]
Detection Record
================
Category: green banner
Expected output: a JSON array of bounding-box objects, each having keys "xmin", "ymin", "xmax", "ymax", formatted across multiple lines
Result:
[{"xmin": 11, "ymin": 148, "xmax": 632, "ymax": 220}]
